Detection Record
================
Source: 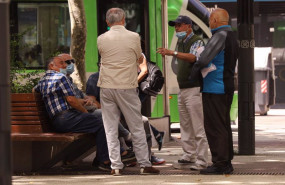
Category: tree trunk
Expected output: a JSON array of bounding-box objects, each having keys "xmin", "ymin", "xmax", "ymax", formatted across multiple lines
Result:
[{"xmin": 68, "ymin": 0, "xmax": 86, "ymax": 91}]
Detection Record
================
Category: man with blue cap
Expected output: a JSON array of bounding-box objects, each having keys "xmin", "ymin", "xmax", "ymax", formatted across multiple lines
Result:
[{"xmin": 157, "ymin": 15, "xmax": 208, "ymax": 171}]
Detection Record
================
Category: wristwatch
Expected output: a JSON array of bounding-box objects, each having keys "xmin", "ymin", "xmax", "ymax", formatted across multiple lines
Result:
[{"xmin": 173, "ymin": 51, "xmax": 178, "ymax": 56}]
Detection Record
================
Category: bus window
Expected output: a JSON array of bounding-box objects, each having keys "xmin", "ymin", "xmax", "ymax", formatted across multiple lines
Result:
[
  {"xmin": 10, "ymin": 3, "xmax": 71, "ymax": 69},
  {"xmin": 202, "ymin": 1, "xmax": 285, "ymax": 48}
]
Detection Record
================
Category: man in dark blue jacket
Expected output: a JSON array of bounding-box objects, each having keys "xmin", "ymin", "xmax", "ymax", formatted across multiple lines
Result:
[{"xmin": 189, "ymin": 8, "xmax": 238, "ymax": 175}]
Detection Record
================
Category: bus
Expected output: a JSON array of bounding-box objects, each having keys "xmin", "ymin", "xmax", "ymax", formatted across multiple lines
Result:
[{"xmin": 10, "ymin": 0, "xmax": 285, "ymax": 122}]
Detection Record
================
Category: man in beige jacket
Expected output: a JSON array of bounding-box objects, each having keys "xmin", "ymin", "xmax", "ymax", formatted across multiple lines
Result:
[{"xmin": 97, "ymin": 7, "xmax": 159, "ymax": 176}]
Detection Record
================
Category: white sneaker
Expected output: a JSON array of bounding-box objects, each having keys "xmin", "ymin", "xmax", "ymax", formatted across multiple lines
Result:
[
  {"xmin": 111, "ymin": 169, "xmax": 122, "ymax": 176},
  {"xmin": 190, "ymin": 164, "xmax": 207, "ymax": 171}
]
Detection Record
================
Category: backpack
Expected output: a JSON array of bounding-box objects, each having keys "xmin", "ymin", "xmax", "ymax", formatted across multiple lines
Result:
[{"xmin": 139, "ymin": 61, "xmax": 165, "ymax": 96}]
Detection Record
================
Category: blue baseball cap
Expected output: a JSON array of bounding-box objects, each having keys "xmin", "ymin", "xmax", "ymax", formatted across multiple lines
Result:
[{"xmin": 168, "ymin": 15, "xmax": 192, "ymax": 27}]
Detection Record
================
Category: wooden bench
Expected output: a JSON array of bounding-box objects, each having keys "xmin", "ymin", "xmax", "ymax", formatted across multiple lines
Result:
[{"xmin": 11, "ymin": 93, "xmax": 96, "ymax": 173}]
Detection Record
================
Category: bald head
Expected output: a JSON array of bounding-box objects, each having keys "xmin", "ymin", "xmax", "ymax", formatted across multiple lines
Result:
[
  {"xmin": 209, "ymin": 8, "xmax": 229, "ymax": 29},
  {"xmin": 48, "ymin": 56, "xmax": 66, "ymax": 72},
  {"xmin": 58, "ymin": 53, "xmax": 72, "ymax": 62}
]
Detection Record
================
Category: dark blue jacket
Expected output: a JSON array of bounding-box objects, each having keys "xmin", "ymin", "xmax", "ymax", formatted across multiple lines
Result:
[
  {"xmin": 86, "ymin": 72, "xmax": 100, "ymax": 102},
  {"xmin": 189, "ymin": 25, "xmax": 238, "ymax": 94}
]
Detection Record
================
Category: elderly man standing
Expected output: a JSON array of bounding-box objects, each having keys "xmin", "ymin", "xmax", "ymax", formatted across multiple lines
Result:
[
  {"xmin": 97, "ymin": 7, "xmax": 159, "ymax": 176},
  {"xmin": 157, "ymin": 15, "xmax": 208, "ymax": 171},
  {"xmin": 189, "ymin": 8, "xmax": 238, "ymax": 175}
]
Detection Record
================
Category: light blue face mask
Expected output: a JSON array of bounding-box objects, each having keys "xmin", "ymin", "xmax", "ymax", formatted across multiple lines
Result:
[
  {"xmin": 60, "ymin": 68, "xmax": 67, "ymax": 75},
  {"xmin": 176, "ymin": 31, "xmax": 187, "ymax": 39},
  {"xmin": 66, "ymin": 63, "xmax": 74, "ymax": 75}
]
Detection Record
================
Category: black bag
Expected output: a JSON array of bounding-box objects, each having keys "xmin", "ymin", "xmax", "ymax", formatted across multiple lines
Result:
[{"xmin": 139, "ymin": 61, "xmax": 164, "ymax": 96}]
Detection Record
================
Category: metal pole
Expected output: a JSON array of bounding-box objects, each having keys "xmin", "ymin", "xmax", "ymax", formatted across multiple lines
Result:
[
  {"xmin": 0, "ymin": 0, "xmax": 12, "ymax": 184},
  {"xmin": 237, "ymin": 0, "xmax": 255, "ymax": 155},
  {"xmin": 161, "ymin": 0, "xmax": 169, "ymax": 116}
]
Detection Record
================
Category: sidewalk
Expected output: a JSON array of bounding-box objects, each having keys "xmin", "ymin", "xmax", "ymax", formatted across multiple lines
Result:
[{"xmin": 12, "ymin": 109, "xmax": 285, "ymax": 185}]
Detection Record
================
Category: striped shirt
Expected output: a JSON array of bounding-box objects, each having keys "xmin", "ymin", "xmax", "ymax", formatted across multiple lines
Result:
[
  {"xmin": 34, "ymin": 70, "xmax": 75, "ymax": 118},
  {"xmin": 183, "ymin": 32, "xmax": 205, "ymax": 57}
]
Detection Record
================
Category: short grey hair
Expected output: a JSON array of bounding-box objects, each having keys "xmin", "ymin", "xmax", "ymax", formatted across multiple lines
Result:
[
  {"xmin": 106, "ymin": 8, "xmax": 125, "ymax": 25},
  {"xmin": 46, "ymin": 57, "xmax": 55, "ymax": 70}
]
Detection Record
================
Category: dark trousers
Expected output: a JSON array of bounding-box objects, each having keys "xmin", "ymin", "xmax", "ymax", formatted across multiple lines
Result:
[
  {"xmin": 138, "ymin": 91, "xmax": 160, "ymax": 138},
  {"xmin": 52, "ymin": 109, "xmax": 109, "ymax": 163},
  {"xmin": 150, "ymin": 124, "xmax": 160, "ymax": 137},
  {"xmin": 202, "ymin": 93, "xmax": 234, "ymax": 166}
]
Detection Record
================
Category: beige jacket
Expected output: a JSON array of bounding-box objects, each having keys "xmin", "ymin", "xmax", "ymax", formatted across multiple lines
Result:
[{"xmin": 97, "ymin": 25, "xmax": 142, "ymax": 89}]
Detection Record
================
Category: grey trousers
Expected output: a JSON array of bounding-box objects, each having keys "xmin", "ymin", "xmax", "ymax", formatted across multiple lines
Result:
[
  {"xmin": 178, "ymin": 87, "xmax": 208, "ymax": 166},
  {"xmin": 100, "ymin": 88, "xmax": 152, "ymax": 169}
]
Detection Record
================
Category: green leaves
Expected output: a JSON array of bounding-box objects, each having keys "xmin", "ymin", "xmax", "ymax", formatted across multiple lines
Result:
[{"xmin": 10, "ymin": 68, "xmax": 43, "ymax": 93}]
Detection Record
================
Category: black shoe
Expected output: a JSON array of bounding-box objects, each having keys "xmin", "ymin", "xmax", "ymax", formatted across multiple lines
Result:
[
  {"xmin": 156, "ymin": 131, "xmax": 165, "ymax": 151},
  {"xmin": 200, "ymin": 163, "xmax": 233, "ymax": 175},
  {"xmin": 178, "ymin": 159, "xmax": 195, "ymax": 164},
  {"xmin": 93, "ymin": 162, "xmax": 111, "ymax": 171},
  {"xmin": 121, "ymin": 150, "xmax": 136, "ymax": 164},
  {"xmin": 228, "ymin": 162, "xmax": 234, "ymax": 172}
]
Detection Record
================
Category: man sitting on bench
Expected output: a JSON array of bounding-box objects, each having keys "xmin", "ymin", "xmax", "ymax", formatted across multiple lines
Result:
[{"xmin": 33, "ymin": 56, "xmax": 111, "ymax": 171}]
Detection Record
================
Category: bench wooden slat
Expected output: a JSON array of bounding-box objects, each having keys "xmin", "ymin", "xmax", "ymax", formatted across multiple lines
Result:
[
  {"xmin": 11, "ymin": 111, "xmax": 48, "ymax": 116},
  {"xmin": 11, "ymin": 115, "xmax": 48, "ymax": 120},
  {"xmin": 12, "ymin": 107, "xmax": 38, "ymax": 111},
  {"xmin": 12, "ymin": 125, "xmax": 46, "ymax": 133},
  {"xmin": 11, "ymin": 93, "xmax": 42, "ymax": 102},
  {"xmin": 11, "ymin": 120, "xmax": 46, "ymax": 125},
  {"xmin": 11, "ymin": 133, "xmax": 91, "ymax": 142},
  {"xmin": 12, "ymin": 101, "xmax": 45, "ymax": 106},
  {"xmin": 12, "ymin": 124, "xmax": 51, "ymax": 132},
  {"xmin": 12, "ymin": 106, "xmax": 46, "ymax": 111},
  {"xmin": 11, "ymin": 102, "xmax": 37, "ymax": 107}
]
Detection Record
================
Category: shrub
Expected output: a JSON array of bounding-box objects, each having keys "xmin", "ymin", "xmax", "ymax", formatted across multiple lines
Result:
[{"xmin": 10, "ymin": 28, "xmax": 43, "ymax": 93}]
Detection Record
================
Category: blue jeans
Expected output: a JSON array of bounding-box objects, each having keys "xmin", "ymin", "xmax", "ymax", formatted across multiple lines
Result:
[{"xmin": 52, "ymin": 109, "xmax": 109, "ymax": 163}]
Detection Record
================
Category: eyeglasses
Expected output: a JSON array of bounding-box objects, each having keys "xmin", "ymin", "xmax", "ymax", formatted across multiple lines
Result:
[{"xmin": 65, "ymin": 59, "xmax": 75, "ymax": 64}]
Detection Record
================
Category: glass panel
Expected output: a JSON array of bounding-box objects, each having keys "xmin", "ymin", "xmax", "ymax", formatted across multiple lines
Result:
[
  {"xmin": 97, "ymin": 0, "xmax": 143, "ymax": 34},
  {"xmin": 203, "ymin": 2, "xmax": 285, "ymax": 48},
  {"xmin": 17, "ymin": 3, "xmax": 70, "ymax": 69}
]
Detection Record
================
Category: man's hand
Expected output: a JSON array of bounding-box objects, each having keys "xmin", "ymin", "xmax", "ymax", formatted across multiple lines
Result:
[
  {"xmin": 93, "ymin": 101, "xmax": 101, "ymax": 109},
  {"xmin": 83, "ymin": 96, "xmax": 94, "ymax": 106},
  {"xmin": 66, "ymin": 96, "xmax": 88, "ymax": 113},
  {"xmin": 78, "ymin": 99, "xmax": 86, "ymax": 106},
  {"xmin": 157, "ymin": 47, "xmax": 196, "ymax": 63},
  {"xmin": 156, "ymin": 48, "xmax": 174, "ymax": 56},
  {"xmin": 86, "ymin": 95, "xmax": 101, "ymax": 109}
]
